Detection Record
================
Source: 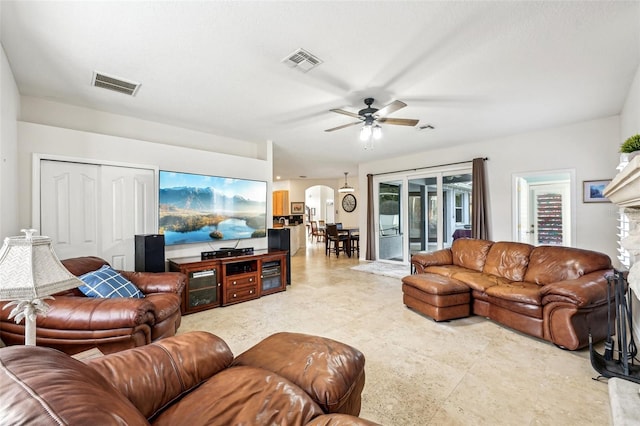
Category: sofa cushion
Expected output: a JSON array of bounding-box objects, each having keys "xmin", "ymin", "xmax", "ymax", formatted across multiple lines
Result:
[
  {"xmin": 523, "ymin": 246, "xmax": 612, "ymax": 285},
  {"xmin": 483, "ymin": 241, "xmax": 533, "ymax": 281},
  {"xmin": 79, "ymin": 265, "xmax": 145, "ymax": 298},
  {"xmin": 423, "ymin": 264, "xmax": 471, "ymax": 277},
  {"xmin": 450, "ymin": 238, "xmax": 493, "ymax": 272},
  {"xmin": 452, "ymin": 271, "xmax": 512, "ymax": 293},
  {"xmin": 152, "ymin": 365, "xmax": 324, "ymax": 425},
  {"xmin": 485, "ymin": 281, "xmax": 542, "ymax": 305}
]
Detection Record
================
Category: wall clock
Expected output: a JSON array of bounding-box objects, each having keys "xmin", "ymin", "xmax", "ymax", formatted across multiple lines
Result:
[{"xmin": 342, "ymin": 194, "xmax": 357, "ymax": 213}]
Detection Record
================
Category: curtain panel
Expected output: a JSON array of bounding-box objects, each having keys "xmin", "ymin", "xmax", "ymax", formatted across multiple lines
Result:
[
  {"xmin": 366, "ymin": 174, "xmax": 376, "ymax": 260},
  {"xmin": 471, "ymin": 157, "xmax": 490, "ymax": 240}
]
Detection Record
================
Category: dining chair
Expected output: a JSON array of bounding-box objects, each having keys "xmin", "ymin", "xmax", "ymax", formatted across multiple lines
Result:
[
  {"xmin": 349, "ymin": 231, "xmax": 360, "ymax": 257},
  {"xmin": 325, "ymin": 224, "xmax": 348, "ymax": 257},
  {"xmin": 311, "ymin": 221, "xmax": 324, "ymax": 243}
]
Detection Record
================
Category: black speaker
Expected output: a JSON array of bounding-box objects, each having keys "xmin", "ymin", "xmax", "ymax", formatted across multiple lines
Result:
[
  {"xmin": 135, "ymin": 234, "xmax": 165, "ymax": 272},
  {"xmin": 268, "ymin": 228, "xmax": 291, "ymax": 285}
]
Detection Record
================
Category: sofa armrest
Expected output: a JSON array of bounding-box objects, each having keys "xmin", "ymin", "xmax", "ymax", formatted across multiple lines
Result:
[
  {"xmin": 411, "ymin": 249, "xmax": 453, "ymax": 273},
  {"xmin": 88, "ymin": 331, "xmax": 234, "ymax": 420},
  {"xmin": 540, "ymin": 270, "xmax": 613, "ymax": 308},
  {"xmin": 21, "ymin": 297, "xmax": 157, "ymax": 329},
  {"xmin": 120, "ymin": 271, "xmax": 186, "ymax": 296}
]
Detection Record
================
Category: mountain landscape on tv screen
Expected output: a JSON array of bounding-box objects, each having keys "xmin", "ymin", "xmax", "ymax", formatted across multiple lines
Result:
[{"xmin": 159, "ymin": 186, "xmax": 266, "ymax": 244}]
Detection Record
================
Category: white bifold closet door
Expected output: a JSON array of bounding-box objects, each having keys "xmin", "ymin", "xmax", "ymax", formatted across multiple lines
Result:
[{"xmin": 40, "ymin": 160, "xmax": 156, "ymax": 269}]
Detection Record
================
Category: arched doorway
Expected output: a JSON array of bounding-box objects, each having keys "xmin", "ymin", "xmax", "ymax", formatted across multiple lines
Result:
[{"xmin": 305, "ymin": 185, "xmax": 335, "ymax": 225}]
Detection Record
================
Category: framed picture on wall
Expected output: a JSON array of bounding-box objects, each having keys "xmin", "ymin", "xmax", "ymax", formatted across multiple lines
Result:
[
  {"xmin": 291, "ymin": 202, "xmax": 305, "ymax": 214},
  {"xmin": 583, "ymin": 180, "xmax": 611, "ymax": 203}
]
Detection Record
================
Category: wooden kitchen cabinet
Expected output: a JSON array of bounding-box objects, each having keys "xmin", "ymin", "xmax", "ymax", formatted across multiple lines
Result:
[{"xmin": 273, "ymin": 190, "xmax": 289, "ymax": 216}]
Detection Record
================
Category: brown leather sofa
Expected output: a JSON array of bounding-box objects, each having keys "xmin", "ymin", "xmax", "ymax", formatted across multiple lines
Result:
[
  {"xmin": 403, "ymin": 239, "xmax": 613, "ymax": 350},
  {"xmin": 0, "ymin": 331, "xmax": 378, "ymax": 426},
  {"xmin": 0, "ymin": 256, "xmax": 185, "ymax": 355}
]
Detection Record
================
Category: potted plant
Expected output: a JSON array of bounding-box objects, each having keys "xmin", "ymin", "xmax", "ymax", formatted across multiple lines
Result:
[{"xmin": 619, "ymin": 134, "xmax": 640, "ymax": 166}]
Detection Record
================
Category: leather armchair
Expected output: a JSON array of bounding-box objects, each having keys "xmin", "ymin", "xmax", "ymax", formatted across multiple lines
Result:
[{"xmin": 0, "ymin": 256, "xmax": 185, "ymax": 354}]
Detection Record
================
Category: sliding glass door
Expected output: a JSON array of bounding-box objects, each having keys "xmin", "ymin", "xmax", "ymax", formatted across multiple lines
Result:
[{"xmin": 375, "ymin": 166, "xmax": 472, "ymax": 264}]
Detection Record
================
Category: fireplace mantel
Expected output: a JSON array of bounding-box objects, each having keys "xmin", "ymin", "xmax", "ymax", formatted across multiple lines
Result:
[
  {"xmin": 604, "ymin": 154, "xmax": 640, "ymax": 207},
  {"xmin": 604, "ymin": 154, "xmax": 640, "ymax": 297}
]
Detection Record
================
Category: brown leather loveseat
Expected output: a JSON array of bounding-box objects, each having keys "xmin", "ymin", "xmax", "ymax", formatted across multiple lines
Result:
[
  {"xmin": 0, "ymin": 256, "xmax": 185, "ymax": 354},
  {"xmin": 0, "ymin": 331, "xmax": 378, "ymax": 425},
  {"xmin": 403, "ymin": 239, "xmax": 613, "ymax": 350}
]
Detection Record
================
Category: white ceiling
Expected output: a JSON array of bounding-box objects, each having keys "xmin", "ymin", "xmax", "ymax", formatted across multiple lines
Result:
[{"xmin": 2, "ymin": 1, "xmax": 639, "ymax": 180}]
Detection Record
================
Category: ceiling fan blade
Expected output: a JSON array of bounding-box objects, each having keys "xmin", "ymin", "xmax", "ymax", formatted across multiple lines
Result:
[
  {"xmin": 375, "ymin": 100, "xmax": 407, "ymax": 117},
  {"xmin": 378, "ymin": 117, "xmax": 419, "ymax": 126},
  {"xmin": 330, "ymin": 108, "xmax": 361, "ymax": 119},
  {"xmin": 324, "ymin": 121, "xmax": 362, "ymax": 132}
]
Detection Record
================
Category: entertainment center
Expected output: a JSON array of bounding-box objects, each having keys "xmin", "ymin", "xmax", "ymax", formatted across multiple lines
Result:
[{"xmin": 168, "ymin": 249, "xmax": 288, "ymax": 314}]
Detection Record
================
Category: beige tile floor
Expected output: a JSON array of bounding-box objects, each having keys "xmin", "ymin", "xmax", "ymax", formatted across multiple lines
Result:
[{"xmin": 179, "ymin": 239, "xmax": 611, "ymax": 425}]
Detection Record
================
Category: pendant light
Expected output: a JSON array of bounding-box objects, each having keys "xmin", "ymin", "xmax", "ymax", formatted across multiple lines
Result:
[{"xmin": 338, "ymin": 172, "xmax": 355, "ymax": 193}]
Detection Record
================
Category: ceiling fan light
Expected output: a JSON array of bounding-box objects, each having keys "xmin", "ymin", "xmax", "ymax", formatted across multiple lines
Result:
[
  {"xmin": 373, "ymin": 125, "xmax": 382, "ymax": 140},
  {"xmin": 359, "ymin": 124, "xmax": 372, "ymax": 141}
]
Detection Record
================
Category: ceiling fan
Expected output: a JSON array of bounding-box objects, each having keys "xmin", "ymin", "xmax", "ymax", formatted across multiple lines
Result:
[{"xmin": 324, "ymin": 98, "xmax": 419, "ymax": 133}]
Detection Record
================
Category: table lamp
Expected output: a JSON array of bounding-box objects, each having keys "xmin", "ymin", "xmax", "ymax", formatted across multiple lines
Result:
[{"xmin": 0, "ymin": 229, "xmax": 83, "ymax": 345}]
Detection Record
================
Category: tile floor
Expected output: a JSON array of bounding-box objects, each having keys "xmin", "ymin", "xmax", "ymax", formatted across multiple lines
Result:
[{"xmin": 179, "ymin": 240, "xmax": 611, "ymax": 425}]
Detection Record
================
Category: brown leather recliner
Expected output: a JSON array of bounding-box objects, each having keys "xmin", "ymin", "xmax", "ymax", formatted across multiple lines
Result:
[
  {"xmin": 0, "ymin": 331, "xmax": 378, "ymax": 426},
  {"xmin": 0, "ymin": 256, "xmax": 185, "ymax": 355}
]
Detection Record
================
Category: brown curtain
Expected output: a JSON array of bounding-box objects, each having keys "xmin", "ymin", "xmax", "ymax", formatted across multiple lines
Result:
[
  {"xmin": 366, "ymin": 173, "xmax": 376, "ymax": 260},
  {"xmin": 471, "ymin": 157, "xmax": 490, "ymax": 240}
]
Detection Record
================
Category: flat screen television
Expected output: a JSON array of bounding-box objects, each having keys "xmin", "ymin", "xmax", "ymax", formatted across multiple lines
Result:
[{"xmin": 159, "ymin": 170, "xmax": 267, "ymax": 246}]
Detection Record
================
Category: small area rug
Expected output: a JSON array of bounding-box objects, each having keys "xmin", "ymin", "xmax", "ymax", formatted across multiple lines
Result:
[{"xmin": 350, "ymin": 261, "xmax": 411, "ymax": 279}]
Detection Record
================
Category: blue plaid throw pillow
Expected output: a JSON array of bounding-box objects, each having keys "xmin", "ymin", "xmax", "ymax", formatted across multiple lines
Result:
[{"xmin": 79, "ymin": 265, "xmax": 144, "ymax": 298}]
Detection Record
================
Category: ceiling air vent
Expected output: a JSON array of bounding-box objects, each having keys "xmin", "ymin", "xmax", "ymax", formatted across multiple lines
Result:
[
  {"xmin": 92, "ymin": 72, "xmax": 141, "ymax": 96},
  {"xmin": 282, "ymin": 48, "xmax": 323, "ymax": 73}
]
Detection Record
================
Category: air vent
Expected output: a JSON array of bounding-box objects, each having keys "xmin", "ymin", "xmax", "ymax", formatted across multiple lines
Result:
[
  {"xmin": 92, "ymin": 72, "xmax": 141, "ymax": 96},
  {"xmin": 282, "ymin": 48, "xmax": 323, "ymax": 73}
]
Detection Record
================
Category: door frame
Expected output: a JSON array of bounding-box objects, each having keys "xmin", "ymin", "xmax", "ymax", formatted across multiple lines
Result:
[
  {"xmin": 511, "ymin": 168, "xmax": 576, "ymax": 247},
  {"xmin": 32, "ymin": 153, "xmax": 159, "ymax": 237}
]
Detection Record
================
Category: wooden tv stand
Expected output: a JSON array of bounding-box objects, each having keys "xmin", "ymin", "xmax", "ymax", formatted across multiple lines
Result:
[{"xmin": 168, "ymin": 249, "xmax": 288, "ymax": 315}]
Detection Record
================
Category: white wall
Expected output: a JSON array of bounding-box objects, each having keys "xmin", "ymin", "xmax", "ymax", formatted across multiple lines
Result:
[
  {"xmin": 17, "ymin": 121, "xmax": 272, "ymax": 259},
  {"xmin": 359, "ymin": 115, "xmax": 621, "ymax": 262},
  {"xmin": 0, "ymin": 43, "xmax": 20, "ymax": 239},
  {"xmin": 621, "ymin": 65, "xmax": 640, "ymax": 139},
  {"xmin": 20, "ymin": 96, "xmax": 261, "ymax": 161}
]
